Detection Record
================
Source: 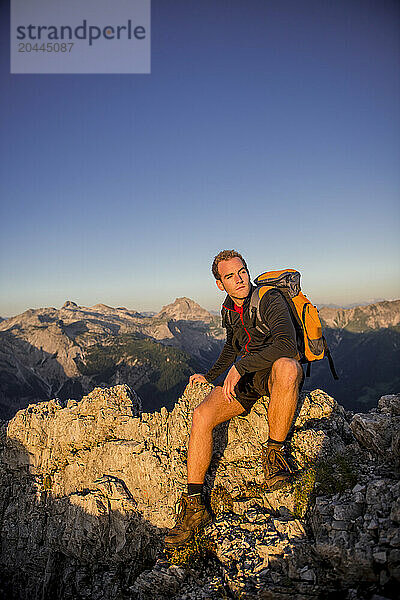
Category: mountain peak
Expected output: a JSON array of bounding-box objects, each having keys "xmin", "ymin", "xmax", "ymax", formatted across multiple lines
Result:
[
  {"xmin": 156, "ymin": 297, "xmax": 212, "ymax": 321},
  {"xmin": 91, "ymin": 303, "xmax": 113, "ymax": 311},
  {"xmin": 62, "ymin": 301, "xmax": 78, "ymax": 308}
]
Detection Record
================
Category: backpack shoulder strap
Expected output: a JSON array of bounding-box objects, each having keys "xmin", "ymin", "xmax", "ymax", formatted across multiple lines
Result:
[
  {"xmin": 252, "ymin": 285, "xmax": 306, "ymax": 358},
  {"xmin": 250, "ymin": 285, "xmax": 275, "ymax": 333},
  {"xmin": 251, "ymin": 285, "xmax": 292, "ymax": 319}
]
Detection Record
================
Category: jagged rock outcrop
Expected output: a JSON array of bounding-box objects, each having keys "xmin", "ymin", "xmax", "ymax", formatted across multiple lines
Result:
[
  {"xmin": 350, "ymin": 394, "xmax": 400, "ymax": 463},
  {"xmin": 0, "ymin": 384, "xmax": 399, "ymax": 599}
]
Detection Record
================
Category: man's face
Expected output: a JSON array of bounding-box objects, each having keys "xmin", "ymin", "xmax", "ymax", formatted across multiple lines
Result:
[{"xmin": 216, "ymin": 257, "xmax": 251, "ymax": 301}]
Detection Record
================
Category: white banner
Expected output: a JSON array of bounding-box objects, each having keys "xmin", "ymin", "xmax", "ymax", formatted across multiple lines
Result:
[{"xmin": 10, "ymin": 0, "xmax": 151, "ymax": 74}]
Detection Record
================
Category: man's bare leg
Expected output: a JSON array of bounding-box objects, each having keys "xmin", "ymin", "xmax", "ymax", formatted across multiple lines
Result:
[
  {"xmin": 266, "ymin": 357, "xmax": 304, "ymax": 442},
  {"xmin": 164, "ymin": 387, "xmax": 244, "ymax": 546},
  {"xmin": 187, "ymin": 386, "xmax": 245, "ymax": 485},
  {"xmin": 261, "ymin": 357, "xmax": 304, "ymax": 488},
  {"xmin": 187, "ymin": 357, "xmax": 303, "ymax": 484},
  {"xmin": 165, "ymin": 361, "xmax": 302, "ymax": 545}
]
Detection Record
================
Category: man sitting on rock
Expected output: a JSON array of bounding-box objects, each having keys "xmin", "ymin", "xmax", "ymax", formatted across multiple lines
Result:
[{"xmin": 165, "ymin": 249, "xmax": 304, "ymax": 547}]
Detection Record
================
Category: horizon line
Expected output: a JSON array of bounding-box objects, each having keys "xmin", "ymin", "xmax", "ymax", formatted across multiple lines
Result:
[{"xmin": 1, "ymin": 296, "xmax": 399, "ymax": 320}]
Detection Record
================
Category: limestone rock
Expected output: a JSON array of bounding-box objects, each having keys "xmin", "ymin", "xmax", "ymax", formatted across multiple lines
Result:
[
  {"xmin": 350, "ymin": 412, "xmax": 392, "ymax": 454},
  {"xmin": 350, "ymin": 394, "xmax": 400, "ymax": 468},
  {"xmin": 378, "ymin": 394, "xmax": 400, "ymax": 416},
  {"xmin": 0, "ymin": 385, "xmax": 399, "ymax": 599}
]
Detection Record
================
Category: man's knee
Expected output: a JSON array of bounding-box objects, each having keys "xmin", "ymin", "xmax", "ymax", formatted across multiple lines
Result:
[
  {"xmin": 271, "ymin": 357, "xmax": 303, "ymax": 387},
  {"xmin": 191, "ymin": 393, "xmax": 216, "ymax": 431}
]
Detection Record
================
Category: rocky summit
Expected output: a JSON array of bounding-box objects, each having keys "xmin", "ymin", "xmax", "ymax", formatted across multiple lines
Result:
[{"xmin": 0, "ymin": 383, "xmax": 399, "ymax": 600}]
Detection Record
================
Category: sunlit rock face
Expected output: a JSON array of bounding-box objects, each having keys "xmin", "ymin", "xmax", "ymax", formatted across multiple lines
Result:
[{"xmin": 0, "ymin": 385, "xmax": 399, "ymax": 599}]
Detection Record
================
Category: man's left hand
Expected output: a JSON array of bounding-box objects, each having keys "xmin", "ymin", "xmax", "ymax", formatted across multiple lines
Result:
[{"xmin": 223, "ymin": 365, "xmax": 241, "ymax": 402}]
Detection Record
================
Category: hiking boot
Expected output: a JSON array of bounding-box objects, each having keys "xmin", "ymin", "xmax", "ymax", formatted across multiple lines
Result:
[
  {"xmin": 262, "ymin": 445, "xmax": 295, "ymax": 490},
  {"xmin": 164, "ymin": 492, "xmax": 212, "ymax": 547}
]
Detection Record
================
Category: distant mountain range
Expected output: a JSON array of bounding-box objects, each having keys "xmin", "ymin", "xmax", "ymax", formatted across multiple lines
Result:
[
  {"xmin": 319, "ymin": 300, "xmax": 400, "ymax": 331},
  {"xmin": 306, "ymin": 299, "xmax": 400, "ymax": 411},
  {"xmin": 318, "ymin": 298, "xmax": 389, "ymax": 309},
  {"xmin": 0, "ymin": 297, "xmax": 398, "ymax": 419},
  {"xmin": 0, "ymin": 298, "xmax": 224, "ymax": 419}
]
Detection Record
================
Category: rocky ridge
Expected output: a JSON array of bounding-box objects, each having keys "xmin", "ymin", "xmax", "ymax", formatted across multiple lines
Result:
[
  {"xmin": 319, "ymin": 299, "xmax": 400, "ymax": 332},
  {"xmin": 0, "ymin": 383, "xmax": 399, "ymax": 599}
]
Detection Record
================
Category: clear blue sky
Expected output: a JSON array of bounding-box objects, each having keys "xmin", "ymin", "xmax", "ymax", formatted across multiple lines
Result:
[{"xmin": 1, "ymin": 0, "xmax": 399, "ymax": 316}]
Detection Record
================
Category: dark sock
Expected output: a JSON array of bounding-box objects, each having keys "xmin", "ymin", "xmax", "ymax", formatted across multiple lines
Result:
[
  {"xmin": 267, "ymin": 437, "xmax": 285, "ymax": 450},
  {"xmin": 187, "ymin": 483, "xmax": 203, "ymax": 497}
]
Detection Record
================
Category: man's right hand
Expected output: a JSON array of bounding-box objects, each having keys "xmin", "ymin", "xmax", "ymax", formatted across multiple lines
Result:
[{"xmin": 189, "ymin": 374, "xmax": 208, "ymax": 385}]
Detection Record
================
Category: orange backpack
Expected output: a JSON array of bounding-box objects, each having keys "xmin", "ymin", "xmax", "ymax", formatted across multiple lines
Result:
[{"xmin": 251, "ymin": 269, "xmax": 338, "ymax": 379}]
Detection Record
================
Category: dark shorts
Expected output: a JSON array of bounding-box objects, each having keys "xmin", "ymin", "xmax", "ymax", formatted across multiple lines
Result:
[{"xmin": 234, "ymin": 365, "xmax": 305, "ymax": 416}]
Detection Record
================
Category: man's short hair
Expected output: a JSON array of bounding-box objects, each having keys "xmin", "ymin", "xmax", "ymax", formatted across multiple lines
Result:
[{"xmin": 211, "ymin": 249, "xmax": 248, "ymax": 280}]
